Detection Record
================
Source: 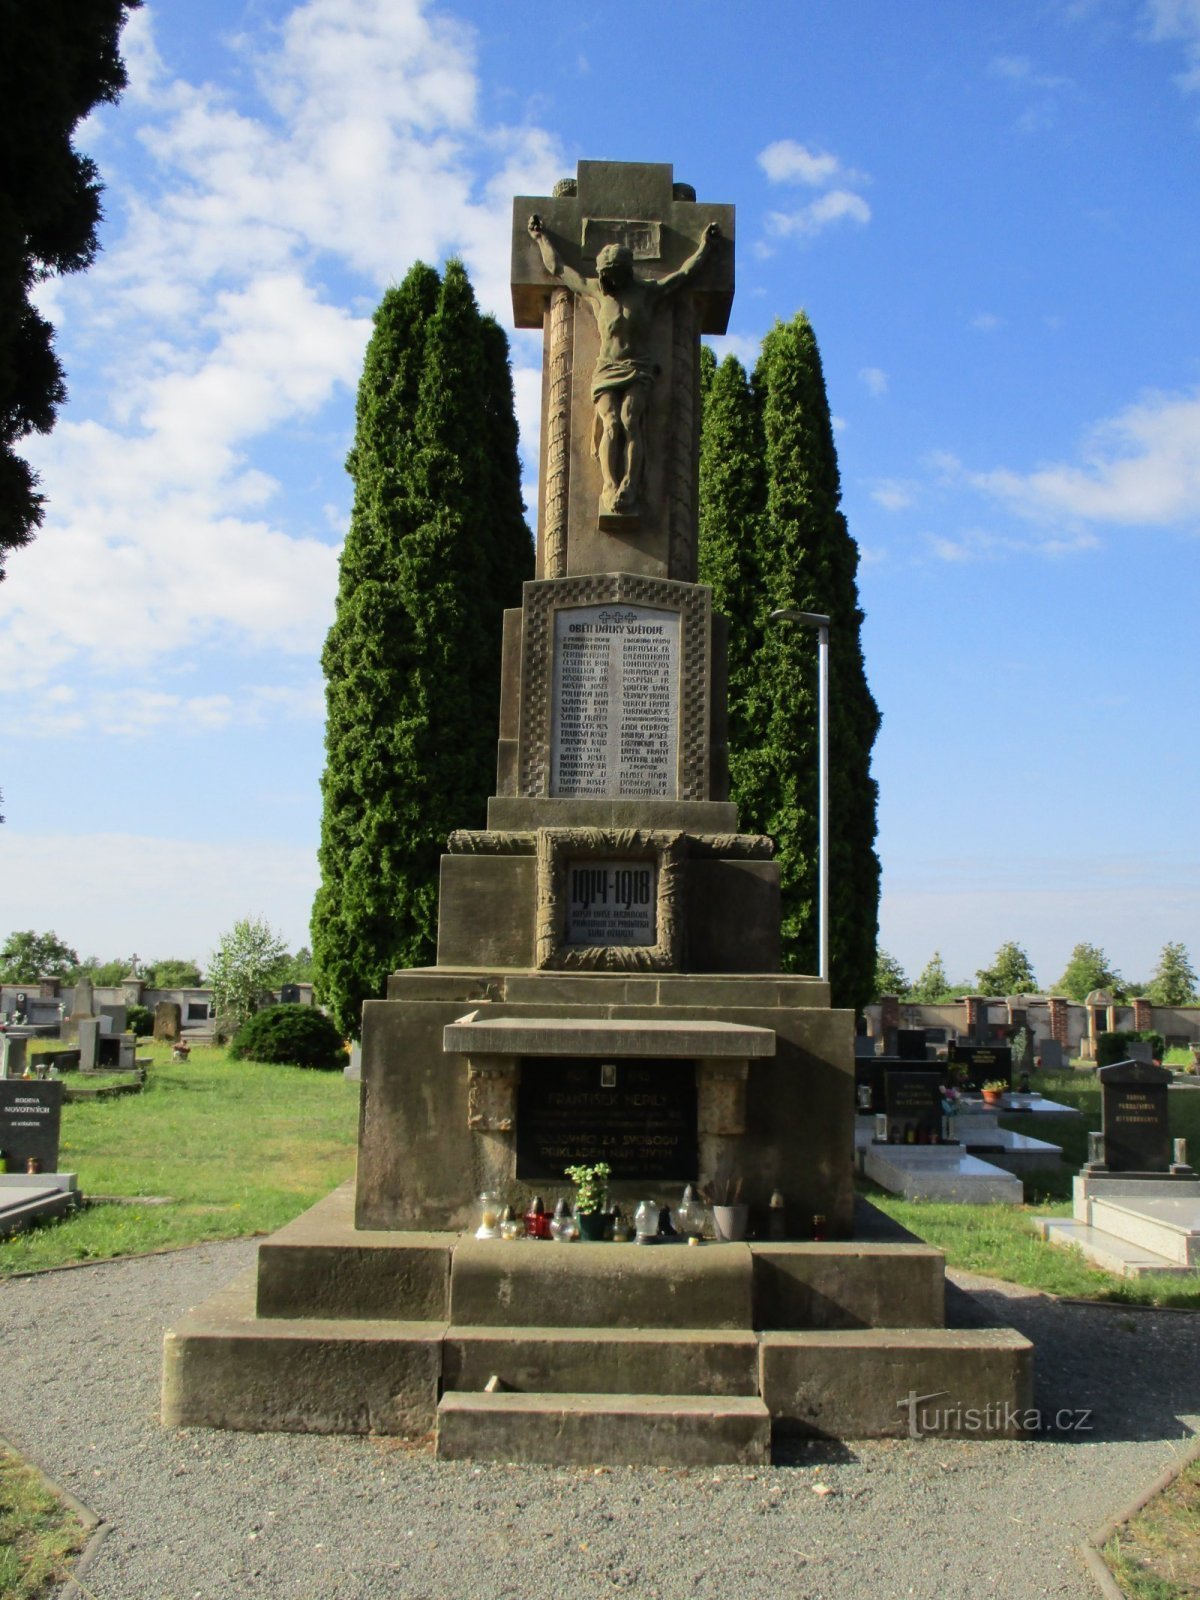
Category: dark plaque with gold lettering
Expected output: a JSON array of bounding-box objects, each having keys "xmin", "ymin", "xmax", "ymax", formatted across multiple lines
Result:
[
  {"xmin": 1098, "ymin": 1059, "xmax": 1172, "ymax": 1173},
  {"xmin": 0, "ymin": 1081, "xmax": 63, "ymax": 1172},
  {"xmin": 516, "ymin": 1058, "xmax": 697, "ymax": 1181}
]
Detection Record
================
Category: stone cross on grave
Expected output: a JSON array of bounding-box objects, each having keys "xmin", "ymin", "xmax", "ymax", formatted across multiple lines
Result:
[{"xmin": 511, "ymin": 161, "xmax": 734, "ymax": 584}]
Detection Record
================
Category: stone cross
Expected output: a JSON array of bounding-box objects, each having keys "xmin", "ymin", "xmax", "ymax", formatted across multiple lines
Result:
[{"xmin": 512, "ymin": 161, "xmax": 734, "ymax": 584}]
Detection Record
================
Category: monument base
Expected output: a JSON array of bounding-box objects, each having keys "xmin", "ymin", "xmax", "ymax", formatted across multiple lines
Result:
[{"xmin": 162, "ymin": 1184, "xmax": 1034, "ymax": 1453}]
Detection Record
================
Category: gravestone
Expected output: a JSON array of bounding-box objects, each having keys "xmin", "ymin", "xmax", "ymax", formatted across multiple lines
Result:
[
  {"xmin": 71, "ymin": 976, "xmax": 94, "ymax": 1019},
  {"xmin": 1038, "ymin": 1038, "xmax": 1064, "ymax": 1072},
  {"xmin": 883, "ymin": 1071, "xmax": 944, "ymax": 1143},
  {"xmin": 896, "ymin": 1029, "xmax": 927, "ymax": 1062},
  {"xmin": 1094, "ymin": 1060, "xmax": 1172, "ymax": 1174},
  {"xmin": 77, "ymin": 1017, "xmax": 101, "ymax": 1072},
  {"xmin": 854, "ymin": 1035, "xmax": 877, "ymax": 1059},
  {"xmin": 0, "ymin": 1082, "xmax": 63, "ymax": 1172},
  {"xmin": 153, "ymin": 1002, "xmax": 182, "ymax": 1042},
  {"xmin": 99, "ymin": 1003, "xmax": 127, "ymax": 1034},
  {"xmin": 1125, "ymin": 1039, "xmax": 1155, "ymax": 1065},
  {"xmin": 280, "ymin": 984, "xmax": 302, "ymax": 1005},
  {"xmin": 0, "ymin": 1036, "xmax": 27, "ymax": 1080},
  {"xmin": 948, "ymin": 1043, "xmax": 1013, "ymax": 1092}
]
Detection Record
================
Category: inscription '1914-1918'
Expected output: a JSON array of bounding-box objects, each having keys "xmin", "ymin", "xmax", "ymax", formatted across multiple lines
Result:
[{"xmin": 566, "ymin": 861, "xmax": 656, "ymax": 946}]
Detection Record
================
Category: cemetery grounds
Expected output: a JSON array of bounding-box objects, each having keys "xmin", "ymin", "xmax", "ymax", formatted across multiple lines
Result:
[{"xmin": 1, "ymin": 1047, "xmax": 1198, "ymax": 1599}]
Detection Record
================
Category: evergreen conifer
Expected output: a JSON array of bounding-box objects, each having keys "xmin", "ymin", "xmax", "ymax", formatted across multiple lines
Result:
[
  {"xmin": 312, "ymin": 261, "xmax": 532, "ymax": 1036},
  {"xmin": 698, "ymin": 318, "xmax": 880, "ymax": 1014}
]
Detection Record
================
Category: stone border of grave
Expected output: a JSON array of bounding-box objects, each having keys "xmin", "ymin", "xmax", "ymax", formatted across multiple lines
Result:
[
  {"xmin": 0, "ymin": 1426, "xmax": 107, "ymax": 1596},
  {"xmin": 1079, "ymin": 1428, "xmax": 1200, "ymax": 1598}
]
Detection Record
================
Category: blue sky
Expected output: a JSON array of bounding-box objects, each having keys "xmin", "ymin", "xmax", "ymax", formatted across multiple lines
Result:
[{"xmin": 1, "ymin": 0, "xmax": 1197, "ymax": 991}]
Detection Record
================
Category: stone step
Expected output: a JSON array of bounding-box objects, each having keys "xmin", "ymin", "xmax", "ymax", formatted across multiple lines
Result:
[
  {"xmin": 442, "ymin": 1324, "xmax": 761, "ymax": 1396},
  {"xmin": 1089, "ymin": 1196, "xmax": 1200, "ymax": 1267},
  {"xmin": 759, "ymin": 1327, "xmax": 1034, "ymax": 1438},
  {"xmin": 863, "ymin": 1146, "xmax": 1023, "ymax": 1204},
  {"xmin": 0, "ymin": 1182, "xmax": 76, "ymax": 1238},
  {"xmin": 161, "ymin": 1271, "xmax": 444, "ymax": 1437},
  {"xmin": 449, "ymin": 1236, "xmax": 754, "ymax": 1329},
  {"xmin": 1036, "ymin": 1216, "xmax": 1200, "ymax": 1278},
  {"xmin": 435, "ymin": 1390, "xmax": 770, "ymax": 1466}
]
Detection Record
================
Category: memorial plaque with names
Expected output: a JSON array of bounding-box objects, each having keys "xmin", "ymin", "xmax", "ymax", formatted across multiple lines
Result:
[
  {"xmin": 565, "ymin": 860, "xmax": 656, "ymax": 946},
  {"xmin": 516, "ymin": 1058, "xmax": 697, "ymax": 1181},
  {"xmin": 948, "ymin": 1043, "xmax": 1012, "ymax": 1092},
  {"xmin": 1099, "ymin": 1059, "xmax": 1172, "ymax": 1173},
  {"xmin": 884, "ymin": 1071, "xmax": 944, "ymax": 1142},
  {"xmin": 551, "ymin": 604, "xmax": 680, "ymax": 798},
  {"xmin": 0, "ymin": 1082, "xmax": 63, "ymax": 1172}
]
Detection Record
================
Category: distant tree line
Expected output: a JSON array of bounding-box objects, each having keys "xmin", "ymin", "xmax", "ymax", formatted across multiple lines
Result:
[
  {"xmin": 873, "ymin": 939, "xmax": 1198, "ymax": 1007},
  {"xmin": 0, "ymin": 927, "xmax": 315, "ymax": 990}
]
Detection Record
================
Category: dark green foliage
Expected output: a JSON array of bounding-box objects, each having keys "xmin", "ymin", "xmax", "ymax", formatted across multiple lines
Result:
[
  {"xmin": 872, "ymin": 949, "xmax": 909, "ymax": 1000},
  {"xmin": 698, "ymin": 317, "xmax": 881, "ymax": 1014},
  {"xmin": 0, "ymin": 0, "xmax": 140, "ymax": 576},
  {"xmin": 698, "ymin": 347, "xmax": 764, "ymax": 799},
  {"xmin": 976, "ymin": 941, "xmax": 1039, "ymax": 997},
  {"xmin": 1097, "ymin": 1030, "xmax": 1165, "ymax": 1068},
  {"xmin": 312, "ymin": 260, "xmax": 533, "ymax": 1037},
  {"xmin": 125, "ymin": 1003, "xmax": 152, "ymax": 1036},
  {"xmin": 0, "ymin": 929, "xmax": 79, "ymax": 981},
  {"xmin": 1147, "ymin": 941, "xmax": 1198, "ymax": 1006},
  {"xmin": 228, "ymin": 1004, "xmax": 346, "ymax": 1071},
  {"xmin": 144, "ymin": 958, "xmax": 202, "ymax": 988},
  {"xmin": 1056, "ymin": 942, "xmax": 1124, "ymax": 1002}
]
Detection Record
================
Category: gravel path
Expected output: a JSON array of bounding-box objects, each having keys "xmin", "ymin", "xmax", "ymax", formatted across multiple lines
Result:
[{"xmin": 1, "ymin": 1239, "xmax": 1197, "ymax": 1600}]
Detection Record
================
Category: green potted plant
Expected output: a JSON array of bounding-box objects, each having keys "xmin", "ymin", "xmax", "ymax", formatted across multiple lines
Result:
[
  {"xmin": 565, "ymin": 1162, "xmax": 611, "ymax": 1240},
  {"xmin": 981, "ymin": 1079, "xmax": 1007, "ymax": 1106}
]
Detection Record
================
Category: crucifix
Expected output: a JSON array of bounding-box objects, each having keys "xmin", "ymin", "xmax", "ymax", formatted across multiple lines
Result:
[{"xmin": 512, "ymin": 161, "xmax": 734, "ymax": 583}]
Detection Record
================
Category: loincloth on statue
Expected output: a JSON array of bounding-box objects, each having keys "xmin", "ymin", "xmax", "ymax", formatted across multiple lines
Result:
[{"xmin": 590, "ymin": 357, "xmax": 656, "ymax": 401}]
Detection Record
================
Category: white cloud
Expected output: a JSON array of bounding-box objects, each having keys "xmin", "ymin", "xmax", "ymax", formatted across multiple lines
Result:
[
  {"xmin": 756, "ymin": 139, "xmax": 870, "ymax": 247},
  {"xmin": 859, "ymin": 366, "xmax": 888, "ymax": 398},
  {"xmin": 766, "ymin": 190, "xmax": 871, "ymax": 240},
  {"xmin": 758, "ymin": 140, "xmax": 861, "ymax": 187},
  {"xmin": 1143, "ymin": 0, "xmax": 1200, "ymax": 93},
  {"xmin": 924, "ymin": 527, "xmax": 1101, "ymax": 562},
  {"xmin": 970, "ymin": 312, "xmax": 1004, "ymax": 332},
  {"xmin": 988, "ymin": 54, "xmax": 1072, "ymax": 91},
  {"xmin": 706, "ymin": 332, "xmax": 762, "ymax": 368},
  {"xmin": 871, "ymin": 480, "xmax": 916, "ymax": 511},
  {"xmin": 5, "ymin": 0, "xmax": 565, "ymax": 725},
  {"xmin": 971, "ymin": 389, "xmax": 1200, "ymax": 526}
]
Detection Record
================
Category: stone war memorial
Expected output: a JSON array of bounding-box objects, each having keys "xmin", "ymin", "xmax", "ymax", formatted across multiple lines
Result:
[{"xmin": 163, "ymin": 161, "xmax": 1031, "ymax": 1464}]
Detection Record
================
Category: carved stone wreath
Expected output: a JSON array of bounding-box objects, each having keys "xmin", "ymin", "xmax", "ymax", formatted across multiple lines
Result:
[{"xmin": 536, "ymin": 827, "xmax": 685, "ymax": 972}]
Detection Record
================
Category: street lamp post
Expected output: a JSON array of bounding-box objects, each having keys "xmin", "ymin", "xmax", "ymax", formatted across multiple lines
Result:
[{"xmin": 768, "ymin": 608, "xmax": 831, "ymax": 985}]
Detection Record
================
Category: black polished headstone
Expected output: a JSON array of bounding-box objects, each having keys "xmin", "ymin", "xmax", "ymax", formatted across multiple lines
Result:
[
  {"xmin": 883, "ymin": 1070, "xmax": 944, "ymax": 1143},
  {"xmin": 516, "ymin": 1057, "xmax": 697, "ymax": 1182},
  {"xmin": 1038, "ymin": 1038, "xmax": 1064, "ymax": 1072},
  {"xmin": 1096, "ymin": 1059, "xmax": 1172, "ymax": 1174},
  {"xmin": 947, "ymin": 1043, "xmax": 1012, "ymax": 1092},
  {"xmin": 896, "ymin": 1029, "xmax": 927, "ymax": 1062},
  {"xmin": 280, "ymin": 984, "xmax": 302, "ymax": 1005},
  {"xmin": 0, "ymin": 1081, "xmax": 63, "ymax": 1172}
]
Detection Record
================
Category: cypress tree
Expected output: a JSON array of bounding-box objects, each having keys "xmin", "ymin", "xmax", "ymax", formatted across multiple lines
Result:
[
  {"xmin": 697, "ymin": 347, "xmax": 764, "ymax": 799},
  {"xmin": 698, "ymin": 318, "xmax": 881, "ymax": 1016},
  {"xmin": 312, "ymin": 260, "xmax": 533, "ymax": 1036}
]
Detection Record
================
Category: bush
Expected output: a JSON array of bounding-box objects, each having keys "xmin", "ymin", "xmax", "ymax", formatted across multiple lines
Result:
[
  {"xmin": 126, "ymin": 1004, "xmax": 153, "ymax": 1036},
  {"xmin": 1097, "ymin": 1029, "xmax": 1166, "ymax": 1067},
  {"xmin": 228, "ymin": 1005, "xmax": 346, "ymax": 1070}
]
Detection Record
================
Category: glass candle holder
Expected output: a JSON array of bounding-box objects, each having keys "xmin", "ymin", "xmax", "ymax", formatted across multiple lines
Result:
[
  {"xmin": 1087, "ymin": 1131, "xmax": 1104, "ymax": 1166},
  {"xmin": 634, "ymin": 1199, "xmax": 659, "ymax": 1243},
  {"xmin": 549, "ymin": 1198, "xmax": 577, "ymax": 1242},
  {"xmin": 476, "ymin": 1190, "xmax": 501, "ymax": 1240},
  {"xmin": 524, "ymin": 1195, "xmax": 550, "ymax": 1239}
]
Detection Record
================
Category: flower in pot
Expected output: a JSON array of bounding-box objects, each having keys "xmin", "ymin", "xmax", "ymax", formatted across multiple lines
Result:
[
  {"xmin": 981, "ymin": 1079, "xmax": 1007, "ymax": 1105},
  {"xmin": 564, "ymin": 1162, "xmax": 610, "ymax": 1241}
]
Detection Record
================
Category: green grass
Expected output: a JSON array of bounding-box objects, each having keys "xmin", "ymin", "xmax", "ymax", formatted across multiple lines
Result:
[
  {"xmin": 0, "ymin": 1041, "xmax": 358, "ymax": 1275},
  {"xmin": 862, "ymin": 1070, "xmax": 1200, "ymax": 1309},
  {"xmin": 0, "ymin": 1447, "xmax": 88, "ymax": 1599},
  {"xmin": 1104, "ymin": 1460, "xmax": 1200, "ymax": 1599}
]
